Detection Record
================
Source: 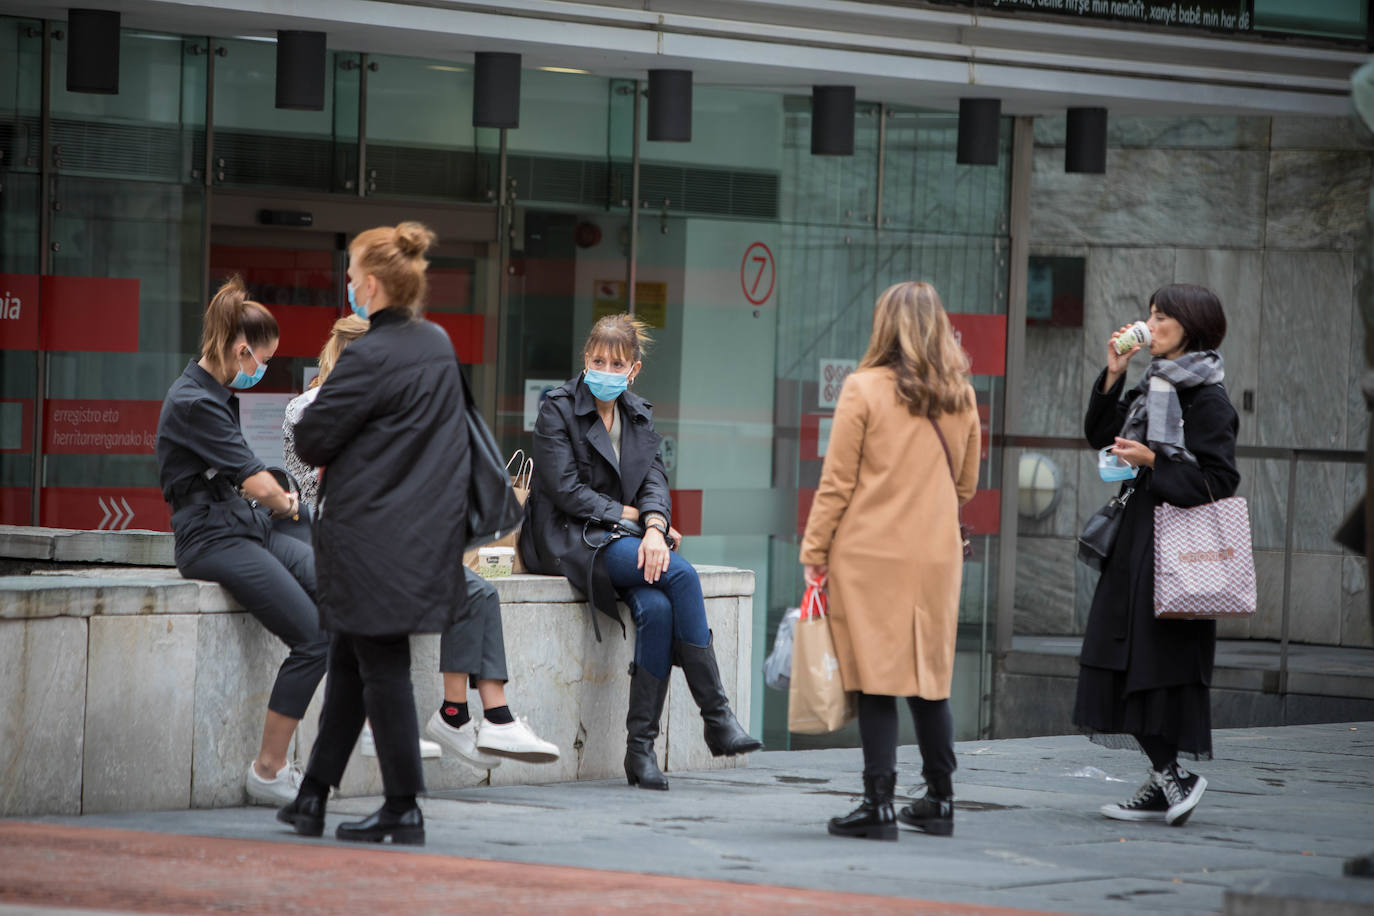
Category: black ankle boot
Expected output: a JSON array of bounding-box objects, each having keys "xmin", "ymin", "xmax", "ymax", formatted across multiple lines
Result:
[
  {"xmin": 673, "ymin": 635, "xmax": 763, "ymax": 757},
  {"xmin": 276, "ymin": 790, "xmax": 326, "ymax": 838},
  {"xmin": 624, "ymin": 664, "xmax": 670, "ymax": 791},
  {"xmin": 828, "ymin": 771, "xmax": 898, "ymax": 841},
  {"xmin": 335, "ymin": 804, "xmax": 424, "ymax": 845},
  {"xmin": 897, "ymin": 772, "xmax": 954, "ymax": 837}
]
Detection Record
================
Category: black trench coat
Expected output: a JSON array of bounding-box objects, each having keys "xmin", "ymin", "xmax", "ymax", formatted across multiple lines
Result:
[
  {"xmin": 1080, "ymin": 367, "xmax": 1240, "ymax": 693},
  {"xmin": 294, "ymin": 308, "xmax": 470, "ymax": 636},
  {"xmin": 519, "ymin": 373, "xmax": 672, "ymax": 636}
]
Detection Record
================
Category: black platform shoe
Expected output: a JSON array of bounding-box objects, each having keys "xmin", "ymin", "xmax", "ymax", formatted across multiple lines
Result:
[
  {"xmin": 897, "ymin": 772, "xmax": 954, "ymax": 837},
  {"xmin": 624, "ymin": 664, "xmax": 670, "ymax": 790},
  {"xmin": 673, "ymin": 636, "xmax": 764, "ymax": 757},
  {"xmin": 276, "ymin": 791, "xmax": 326, "ymax": 838},
  {"xmin": 335, "ymin": 804, "xmax": 425, "ymax": 845},
  {"xmin": 828, "ymin": 771, "xmax": 898, "ymax": 841}
]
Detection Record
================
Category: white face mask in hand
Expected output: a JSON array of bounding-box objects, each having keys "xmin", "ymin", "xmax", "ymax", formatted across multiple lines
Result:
[{"xmin": 1098, "ymin": 447, "xmax": 1139, "ymax": 483}]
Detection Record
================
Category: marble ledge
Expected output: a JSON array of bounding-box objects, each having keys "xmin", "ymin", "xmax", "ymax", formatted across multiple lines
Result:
[{"xmin": 1, "ymin": 566, "xmax": 756, "ymax": 620}]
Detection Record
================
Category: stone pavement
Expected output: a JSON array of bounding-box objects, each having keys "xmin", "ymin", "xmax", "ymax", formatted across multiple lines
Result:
[{"xmin": 2, "ymin": 722, "xmax": 1372, "ymax": 916}]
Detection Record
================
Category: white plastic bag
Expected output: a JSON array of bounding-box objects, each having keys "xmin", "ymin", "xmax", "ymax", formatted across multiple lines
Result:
[{"xmin": 764, "ymin": 606, "xmax": 802, "ymax": 691}]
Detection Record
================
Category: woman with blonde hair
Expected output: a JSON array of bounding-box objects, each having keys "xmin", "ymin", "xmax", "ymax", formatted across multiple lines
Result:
[
  {"xmin": 278, "ymin": 221, "xmax": 469, "ymax": 845},
  {"xmin": 282, "ymin": 314, "xmax": 370, "ymax": 507},
  {"xmin": 800, "ymin": 281, "xmax": 980, "ymax": 841},
  {"xmin": 282, "ymin": 315, "xmax": 558, "ymax": 769}
]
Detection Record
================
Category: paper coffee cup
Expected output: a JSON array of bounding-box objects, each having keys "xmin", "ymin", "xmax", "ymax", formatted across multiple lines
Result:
[
  {"xmin": 1112, "ymin": 321, "xmax": 1151, "ymax": 355},
  {"xmin": 477, "ymin": 546, "xmax": 515, "ymax": 578}
]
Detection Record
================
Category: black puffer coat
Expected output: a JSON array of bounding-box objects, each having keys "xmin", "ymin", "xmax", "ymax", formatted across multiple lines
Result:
[
  {"xmin": 1080, "ymin": 368, "xmax": 1240, "ymax": 691},
  {"xmin": 294, "ymin": 308, "xmax": 470, "ymax": 636},
  {"xmin": 519, "ymin": 373, "xmax": 672, "ymax": 636}
]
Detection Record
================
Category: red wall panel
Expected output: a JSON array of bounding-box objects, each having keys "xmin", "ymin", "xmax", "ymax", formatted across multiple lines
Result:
[{"xmin": 40, "ymin": 276, "xmax": 140, "ymax": 353}]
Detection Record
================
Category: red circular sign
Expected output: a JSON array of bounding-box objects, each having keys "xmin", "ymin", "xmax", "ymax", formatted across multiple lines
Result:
[{"xmin": 740, "ymin": 242, "xmax": 775, "ymax": 306}]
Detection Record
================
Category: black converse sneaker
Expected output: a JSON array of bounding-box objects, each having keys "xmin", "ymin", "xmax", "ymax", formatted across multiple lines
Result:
[
  {"xmin": 1099, "ymin": 774, "xmax": 1169, "ymax": 822},
  {"xmin": 1155, "ymin": 763, "xmax": 1207, "ymax": 826}
]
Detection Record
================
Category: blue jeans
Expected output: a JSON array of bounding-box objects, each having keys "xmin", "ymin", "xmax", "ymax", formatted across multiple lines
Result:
[{"xmin": 602, "ymin": 536, "xmax": 710, "ymax": 679}]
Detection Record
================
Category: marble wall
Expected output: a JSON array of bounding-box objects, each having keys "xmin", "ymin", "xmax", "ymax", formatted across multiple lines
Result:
[
  {"xmin": 1015, "ymin": 115, "xmax": 1373, "ymax": 650},
  {"xmin": 0, "ymin": 567, "xmax": 755, "ymax": 817}
]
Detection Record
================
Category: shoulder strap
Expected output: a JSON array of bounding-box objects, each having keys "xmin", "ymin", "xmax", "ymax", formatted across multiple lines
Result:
[{"xmin": 929, "ymin": 414, "xmax": 957, "ymax": 485}]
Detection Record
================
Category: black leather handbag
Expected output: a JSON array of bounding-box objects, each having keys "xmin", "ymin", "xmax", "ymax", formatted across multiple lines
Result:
[
  {"xmin": 460, "ymin": 370, "xmax": 525, "ymax": 550},
  {"xmin": 1077, "ymin": 486, "xmax": 1134, "ymax": 570}
]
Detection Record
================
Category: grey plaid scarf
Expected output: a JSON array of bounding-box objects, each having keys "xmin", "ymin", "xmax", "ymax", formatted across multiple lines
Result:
[{"xmin": 1119, "ymin": 351, "xmax": 1225, "ymax": 467}]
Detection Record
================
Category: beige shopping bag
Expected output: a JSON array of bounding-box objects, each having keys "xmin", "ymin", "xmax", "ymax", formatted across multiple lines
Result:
[
  {"xmin": 463, "ymin": 451, "xmax": 533, "ymax": 573},
  {"xmin": 787, "ymin": 583, "xmax": 857, "ymax": 735},
  {"xmin": 1153, "ymin": 495, "xmax": 1256, "ymax": 620}
]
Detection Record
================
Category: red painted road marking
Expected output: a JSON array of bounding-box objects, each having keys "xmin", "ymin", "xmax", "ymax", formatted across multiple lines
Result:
[{"xmin": 0, "ymin": 822, "xmax": 1074, "ymax": 916}]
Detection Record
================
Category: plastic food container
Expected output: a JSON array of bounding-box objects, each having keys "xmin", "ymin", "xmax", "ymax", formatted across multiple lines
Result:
[{"xmin": 476, "ymin": 546, "xmax": 516, "ymax": 578}]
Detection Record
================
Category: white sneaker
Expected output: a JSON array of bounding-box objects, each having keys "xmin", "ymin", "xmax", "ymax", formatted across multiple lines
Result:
[
  {"xmin": 245, "ymin": 760, "xmax": 302, "ymax": 806},
  {"xmin": 359, "ymin": 722, "xmax": 441, "ymax": 759},
  {"xmin": 425, "ymin": 710, "xmax": 503, "ymax": 770},
  {"xmin": 475, "ymin": 716, "xmax": 561, "ymax": 763}
]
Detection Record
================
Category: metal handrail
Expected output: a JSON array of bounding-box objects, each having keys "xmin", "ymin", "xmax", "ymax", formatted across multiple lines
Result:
[{"xmin": 1000, "ymin": 433, "xmax": 1365, "ymax": 711}]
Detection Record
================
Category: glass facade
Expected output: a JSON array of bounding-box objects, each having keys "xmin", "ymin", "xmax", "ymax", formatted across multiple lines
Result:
[{"xmin": 0, "ymin": 16, "xmax": 1016, "ymax": 746}]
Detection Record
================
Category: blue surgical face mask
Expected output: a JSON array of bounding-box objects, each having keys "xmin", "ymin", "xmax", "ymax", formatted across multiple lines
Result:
[
  {"xmin": 584, "ymin": 368, "xmax": 630, "ymax": 402},
  {"xmin": 1097, "ymin": 446, "xmax": 1138, "ymax": 482},
  {"xmin": 347, "ymin": 282, "xmax": 368, "ymax": 319},
  {"xmin": 229, "ymin": 348, "xmax": 267, "ymax": 390}
]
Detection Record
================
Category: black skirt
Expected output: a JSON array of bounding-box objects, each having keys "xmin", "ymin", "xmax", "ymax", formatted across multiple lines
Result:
[{"xmin": 1073, "ymin": 665, "xmax": 1213, "ymax": 761}]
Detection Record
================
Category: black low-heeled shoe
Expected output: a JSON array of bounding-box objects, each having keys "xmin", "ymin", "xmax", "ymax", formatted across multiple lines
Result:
[
  {"xmin": 335, "ymin": 804, "xmax": 425, "ymax": 845},
  {"xmin": 276, "ymin": 793, "xmax": 326, "ymax": 838}
]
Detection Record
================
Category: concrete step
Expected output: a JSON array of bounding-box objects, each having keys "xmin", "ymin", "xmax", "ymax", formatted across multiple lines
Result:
[
  {"xmin": 1225, "ymin": 874, "xmax": 1374, "ymax": 916},
  {"xmin": 1005, "ymin": 634, "xmax": 1374, "ymax": 700},
  {"xmin": 0, "ymin": 525, "xmax": 176, "ymax": 566}
]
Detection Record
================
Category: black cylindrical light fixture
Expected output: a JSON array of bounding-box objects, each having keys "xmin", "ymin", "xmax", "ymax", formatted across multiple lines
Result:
[
  {"xmin": 647, "ymin": 69, "xmax": 692, "ymax": 142},
  {"xmin": 956, "ymin": 98, "xmax": 1001, "ymax": 165},
  {"xmin": 473, "ymin": 52, "xmax": 521, "ymax": 129},
  {"xmin": 275, "ymin": 30, "xmax": 326, "ymax": 111},
  {"xmin": 1066, "ymin": 107, "xmax": 1108, "ymax": 174},
  {"xmin": 66, "ymin": 9, "xmax": 120, "ymax": 95},
  {"xmin": 811, "ymin": 86, "xmax": 855, "ymax": 156}
]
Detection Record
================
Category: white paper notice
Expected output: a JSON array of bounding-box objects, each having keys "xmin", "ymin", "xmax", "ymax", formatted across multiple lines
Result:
[
  {"xmin": 237, "ymin": 393, "xmax": 297, "ymax": 471},
  {"xmin": 818, "ymin": 358, "xmax": 856, "ymax": 409},
  {"xmin": 524, "ymin": 379, "xmax": 563, "ymax": 432}
]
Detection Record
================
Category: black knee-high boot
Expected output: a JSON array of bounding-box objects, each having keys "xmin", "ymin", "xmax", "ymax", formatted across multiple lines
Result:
[
  {"xmin": 624, "ymin": 664, "xmax": 670, "ymax": 790},
  {"xmin": 673, "ymin": 635, "xmax": 763, "ymax": 757}
]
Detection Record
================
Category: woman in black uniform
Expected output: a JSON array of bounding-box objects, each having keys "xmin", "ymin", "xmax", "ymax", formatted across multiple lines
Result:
[{"xmin": 155, "ymin": 276, "xmax": 328, "ymax": 806}]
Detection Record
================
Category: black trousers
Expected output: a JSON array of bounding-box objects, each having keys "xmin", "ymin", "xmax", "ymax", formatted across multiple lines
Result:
[
  {"xmin": 178, "ymin": 528, "xmax": 328, "ymax": 720},
  {"xmin": 857, "ymin": 692, "xmax": 957, "ymax": 781},
  {"xmin": 305, "ymin": 632, "xmax": 424, "ymax": 796}
]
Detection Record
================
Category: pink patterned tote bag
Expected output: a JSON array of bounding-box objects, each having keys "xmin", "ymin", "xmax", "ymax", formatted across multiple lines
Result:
[{"xmin": 1153, "ymin": 496, "xmax": 1257, "ymax": 620}]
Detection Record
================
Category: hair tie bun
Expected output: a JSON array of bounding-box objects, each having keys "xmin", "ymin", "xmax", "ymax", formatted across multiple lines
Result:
[{"xmin": 393, "ymin": 221, "xmax": 436, "ymax": 259}]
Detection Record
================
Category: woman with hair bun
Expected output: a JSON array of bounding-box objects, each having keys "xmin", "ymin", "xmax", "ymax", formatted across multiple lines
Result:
[
  {"xmin": 521, "ymin": 313, "xmax": 762, "ymax": 793},
  {"xmin": 156, "ymin": 276, "xmax": 328, "ymax": 807},
  {"xmin": 279, "ymin": 222, "xmax": 470, "ymax": 846}
]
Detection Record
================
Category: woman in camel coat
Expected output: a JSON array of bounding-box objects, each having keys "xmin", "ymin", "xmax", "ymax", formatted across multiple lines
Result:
[{"xmin": 801, "ymin": 281, "xmax": 980, "ymax": 842}]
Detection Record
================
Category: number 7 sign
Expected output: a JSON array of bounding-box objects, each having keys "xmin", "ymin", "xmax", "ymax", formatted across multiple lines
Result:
[{"xmin": 740, "ymin": 242, "xmax": 775, "ymax": 306}]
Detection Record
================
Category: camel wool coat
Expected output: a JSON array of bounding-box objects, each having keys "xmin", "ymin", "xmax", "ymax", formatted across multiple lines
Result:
[{"xmin": 800, "ymin": 367, "xmax": 980, "ymax": 699}]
